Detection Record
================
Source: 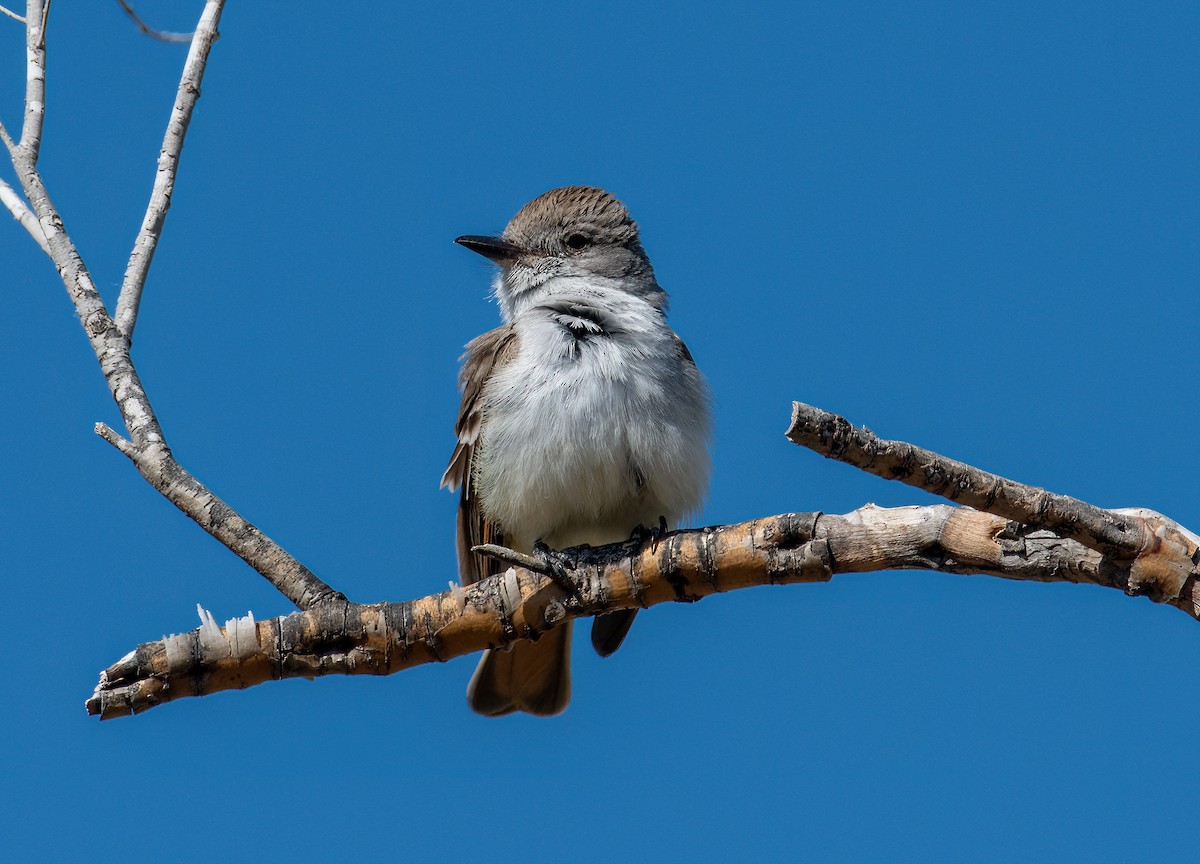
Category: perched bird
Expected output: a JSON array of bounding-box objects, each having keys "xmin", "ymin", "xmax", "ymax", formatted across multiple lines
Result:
[{"xmin": 443, "ymin": 186, "xmax": 711, "ymax": 716}]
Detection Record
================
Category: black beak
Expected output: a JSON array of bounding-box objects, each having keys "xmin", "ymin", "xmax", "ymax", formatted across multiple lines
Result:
[{"xmin": 455, "ymin": 235, "xmax": 523, "ymax": 263}]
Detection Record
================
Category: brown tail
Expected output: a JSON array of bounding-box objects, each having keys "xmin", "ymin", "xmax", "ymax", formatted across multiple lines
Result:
[
  {"xmin": 591, "ymin": 609, "xmax": 637, "ymax": 657},
  {"xmin": 466, "ymin": 622, "xmax": 572, "ymax": 716}
]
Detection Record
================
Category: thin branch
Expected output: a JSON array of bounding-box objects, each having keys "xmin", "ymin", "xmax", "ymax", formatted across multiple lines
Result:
[
  {"xmin": 115, "ymin": 0, "xmax": 221, "ymax": 339},
  {"xmin": 94, "ymin": 421, "xmax": 136, "ymax": 457},
  {"xmin": 0, "ymin": 4, "xmax": 24, "ymax": 24},
  {"xmin": 471, "ymin": 543, "xmax": 552, "ymax": 574},
  {"xmin": 115, "ymin": 0, "xmax": 193, "ymax": 44},
  {"xmin": 95, "ymin": 427, "xmax": 344, "ymax": 608},
  {"xmin": 35, "ymin": 0, "xmax": 47, "ymax": 46},
  {"xmin": 787, "ymin": 402, "xmax": 1153, "ymax": 558},
  {"xmin": 16, "ymin": 142, "xmax": 340, "ymax": 609},
  {"xmin": 0, "ymin": 173, "xmax": 49, "ymax": 254},
  {"xmin": 90, "ymin": 502, "xmax": 1199, "ymax": 719},
  {"xmin": 786, "ymin": 402, "xmax": 1200, "ymax": 602},
  {"xmin": 18, "ymin": 0, "xmax": 47, "ymax": 163}
]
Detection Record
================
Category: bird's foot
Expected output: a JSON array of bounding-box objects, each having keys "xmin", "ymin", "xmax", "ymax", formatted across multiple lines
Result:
[
  {"xmin": 532, "ymin": 540, "xmax": 581, "ymax": 598},
  {"xmin": 629, "ymin": 516, "xmax": 669, "ymax": 549}
]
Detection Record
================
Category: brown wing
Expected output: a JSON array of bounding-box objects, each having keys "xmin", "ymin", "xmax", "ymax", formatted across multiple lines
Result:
[
  {"xmin": 441, "ymin": 324, "xmax": 520, "ymax": 586},
  {"xmin": 445, "ymin": 325, "xmax": 572, "ymax": 716}
]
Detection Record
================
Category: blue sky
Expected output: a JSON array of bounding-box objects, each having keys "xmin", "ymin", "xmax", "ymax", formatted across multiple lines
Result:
[{"xmin": 3, "ymin": 2, "xmax": 1197, "ymax": 860}]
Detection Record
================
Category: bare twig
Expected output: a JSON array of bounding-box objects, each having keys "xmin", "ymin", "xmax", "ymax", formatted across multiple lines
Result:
[
  {"xmin": 0, "ymin": 4, "xmax": 24, "ymax": 24},
  {"xmin": 95, "ymin": 424, "xmax": 343, "ymax": 608},
  {"xmin": 786, "ymin": 402, "xmax": 1200, "ymax": 603},
  {"xmin": 0, "ymin": 174, "xmax": 49, "ymax": 254},
  {"xmin": 94, "ymin": 421, "xmax": 136, "ymax": 457},
  {"xmin": 114, "ymin": 0, "xmax": 220, "ymax": 338},
  {"xmin": 471, "ymin": 543, "xmax": 552, "ymax": 574},
  {"xmin": 787, "ymin": 402, "xmax": 1153, "ymax": 558},
  {"xmin": 115, "ymin": 0, "xmax": 193, "ymax": 43}
]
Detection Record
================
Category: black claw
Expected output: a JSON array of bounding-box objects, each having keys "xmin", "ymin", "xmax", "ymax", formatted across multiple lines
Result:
[
  {"xmin": 628, "ymin": 517, "xmax": 669, "ymax": 549},
  {"xmin": 533, "ymin": 540, "xmax": 579, "ymax": 597}
]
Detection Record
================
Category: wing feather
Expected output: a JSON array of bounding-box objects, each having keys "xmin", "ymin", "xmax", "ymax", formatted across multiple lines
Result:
[{"xmin": 442, "ymin": 325, "xmax": 520, "ymax": 586}]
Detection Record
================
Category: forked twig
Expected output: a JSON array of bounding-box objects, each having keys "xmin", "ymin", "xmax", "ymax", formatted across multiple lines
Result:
[{"xmin": 3, "ymin": 1, "xmax": 341, "ymax": 610}]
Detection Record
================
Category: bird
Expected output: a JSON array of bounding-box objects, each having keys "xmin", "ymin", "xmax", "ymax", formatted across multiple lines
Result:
[{"xmin": 442, "ymin": 186, "xmax": 711, "ymax": 716}]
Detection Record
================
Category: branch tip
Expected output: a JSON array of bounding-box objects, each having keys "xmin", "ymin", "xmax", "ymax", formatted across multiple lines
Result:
[
  {"xmin": 116, "ymin": 0, "xmax": 194, "ymax": 44},
  {"xmin": 94, "ymin": 421, "xmax": 136, "ymax": 456},
  {"xmin": 471, "ymin": 543, "xmax": 550, "ymax": 575},
  {"xmin": 785, "ymin": 402, "xmax": 1154, "ymax": 559},
  {"xmin": 0, "ymin": 119, "xmax": 13, "ymax": 155}
]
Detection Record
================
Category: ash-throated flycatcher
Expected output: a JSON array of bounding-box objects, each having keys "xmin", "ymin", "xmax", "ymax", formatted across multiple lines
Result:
[{"xmin": 443, "ymin": 186, "xmax": 711, "ymax": 716}]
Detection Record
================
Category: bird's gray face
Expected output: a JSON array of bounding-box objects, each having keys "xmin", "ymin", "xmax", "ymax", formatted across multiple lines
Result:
[{"xmin": 456, "ymin": 186, "xmax": 667, "ymax": 320}]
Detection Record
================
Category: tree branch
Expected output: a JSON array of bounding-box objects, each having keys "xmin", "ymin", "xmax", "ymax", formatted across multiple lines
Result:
[
  {"xmin": 0, "ymin": 172, "xmax": 49, "ymax": 254},
  {"xmin": 18, "ymin": 0, "xmax": 48, "ymax": 163},
  {"xmin": 114, "ymin": 0, "xmax": 220, "ymax": 340},
  {"xmin": 4, "ymin": 0, "xmax": 342, "ymax": 610},
  {"xmin": 115, "ymin": 0, "xmax": 194, "ymax": 44},
  {"xmin": 786, "ymin": 401, "xmax": 1199, "ymax": 603},
  {"xmin": 90, "ymin": 499, "xmax": 1197, "ymax": 720}
]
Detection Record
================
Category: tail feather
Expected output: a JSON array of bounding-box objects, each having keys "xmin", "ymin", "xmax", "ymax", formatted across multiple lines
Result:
[
  {"xmin": 467, "ymin": 622, "xmax": 572, "ymax": 716},
  {"xmin": 591, "ymin": 609, "xmax": 637, "ymax": 657}
]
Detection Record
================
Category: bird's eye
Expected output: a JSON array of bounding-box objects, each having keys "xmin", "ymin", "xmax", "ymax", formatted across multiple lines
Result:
[{"xmin": 565, "ymin": 233, "xmax": 590, "ymax": 250}]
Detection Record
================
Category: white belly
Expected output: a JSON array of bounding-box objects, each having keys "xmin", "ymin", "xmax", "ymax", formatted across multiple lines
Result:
[{"xmin": 471, "ymin": 313, "xmax": 710, "ymax": 549}]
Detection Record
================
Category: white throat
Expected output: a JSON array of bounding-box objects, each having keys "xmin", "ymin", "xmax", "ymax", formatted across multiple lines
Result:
[{"xmin": 494, "ymin": 270, "xmax": 666, "ymax": 323}]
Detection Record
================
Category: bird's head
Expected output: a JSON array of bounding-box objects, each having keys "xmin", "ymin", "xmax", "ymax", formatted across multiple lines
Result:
[{"xmin": 456, "ymin": 186, "xmax": 666, "ymax": 320}]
